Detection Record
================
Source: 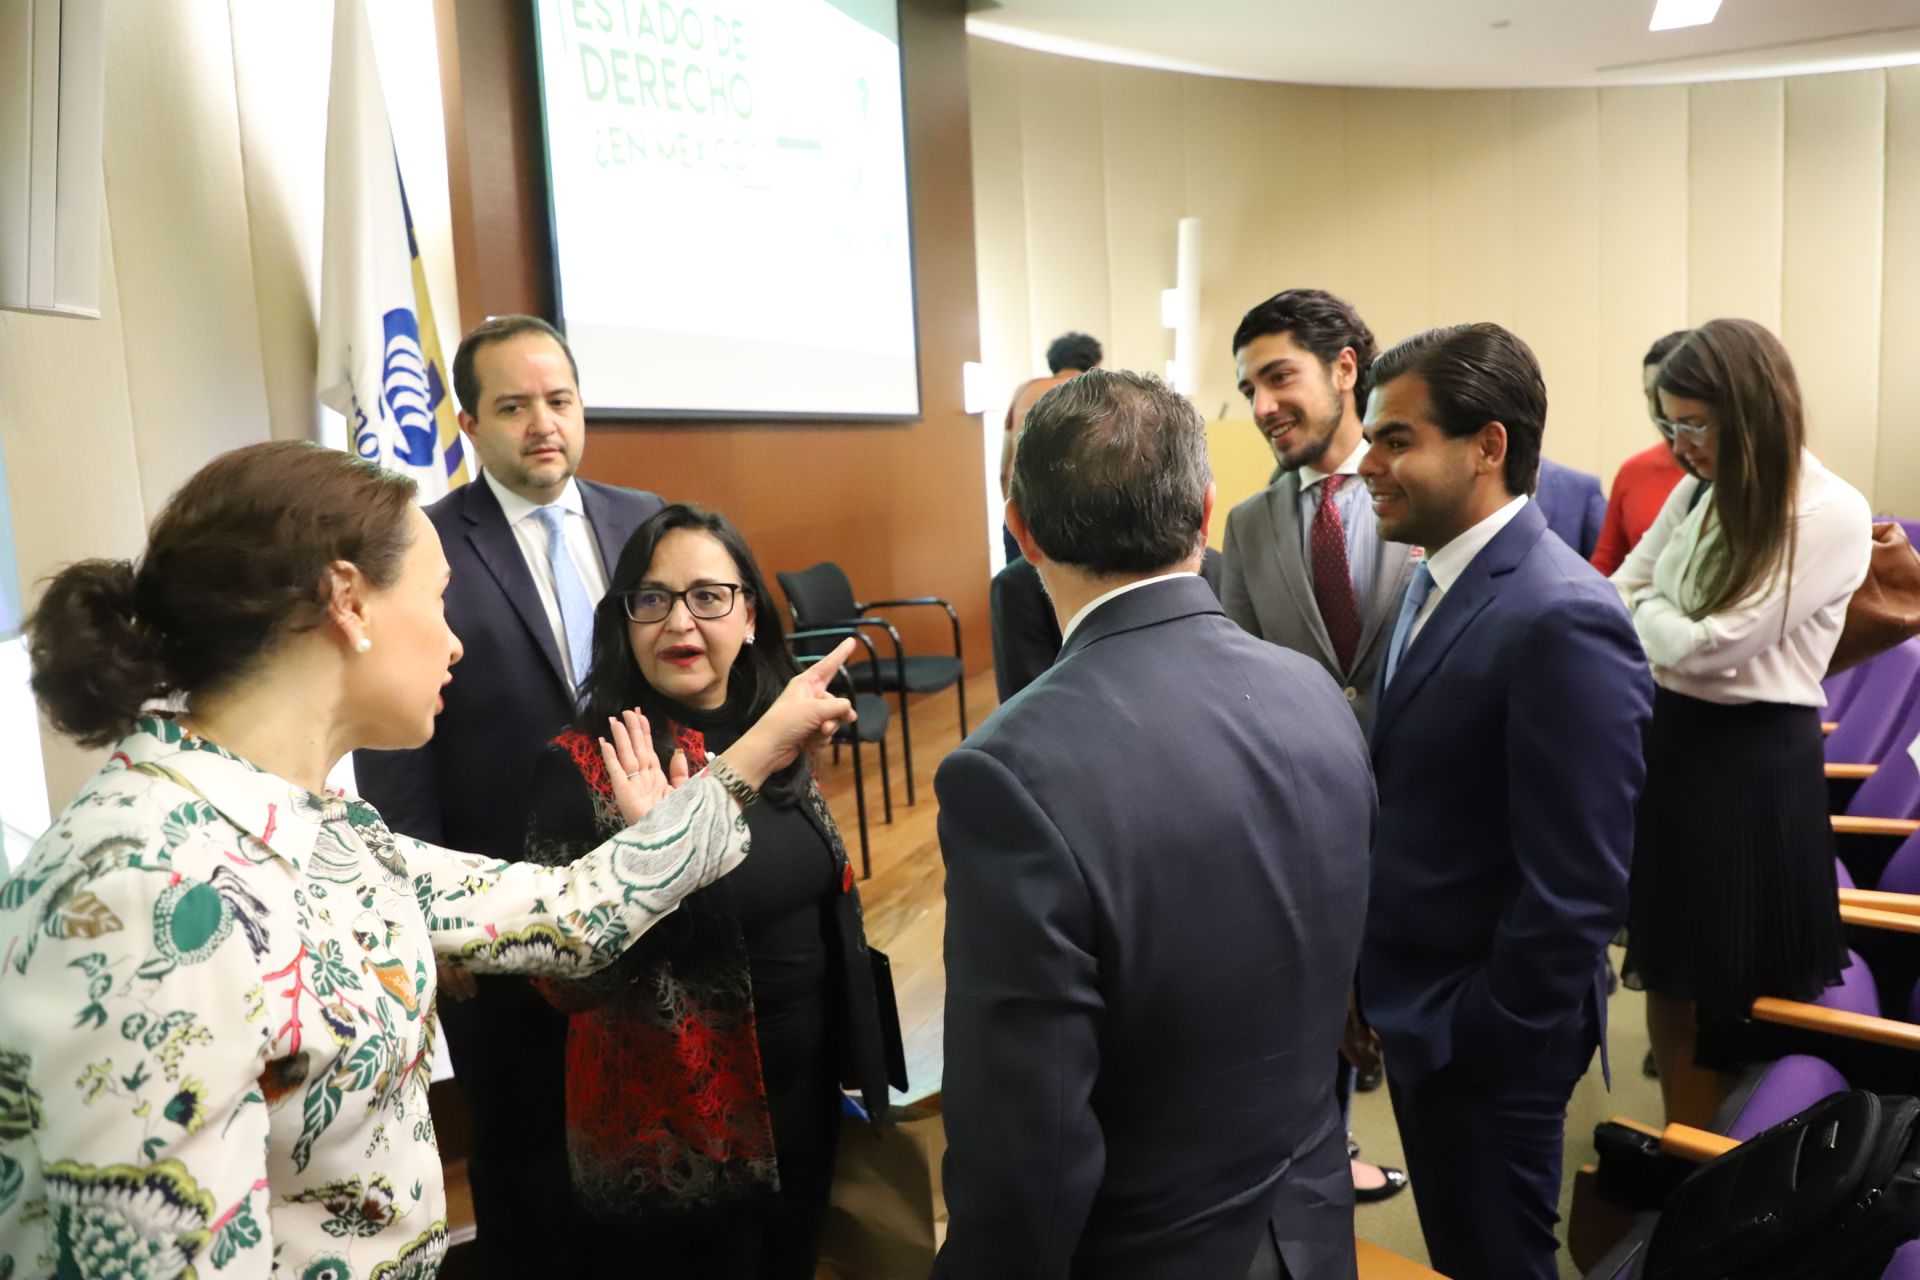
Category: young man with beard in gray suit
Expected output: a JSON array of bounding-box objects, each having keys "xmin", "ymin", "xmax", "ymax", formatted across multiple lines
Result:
[
  {"xmin": 936, "ymin": 371, "xmax": 1374, "ymax": 1280},
  {"xmin": 1220, "ymin": 288, "xmax": 1418, "ymax": 1202}
]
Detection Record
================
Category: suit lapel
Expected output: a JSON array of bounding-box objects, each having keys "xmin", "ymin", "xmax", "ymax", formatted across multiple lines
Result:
[
  {"xmin": 461, "ymin": 479, "xmax": 572, "ymax": 695},
  {"xmin": 1263, "ymin": 478, "xmax": 1339, "ymax": 669},
  {"xmin": 1371, "ymin": 504, "xmax": 1547, "ymax": 746},
  {"xmin": 576, "ymin": 479, "xmax": 628, "ymax": 577},
  {"xmin": 1358, "ymin": 539, "xmax": 1418, "ymax": 659}
]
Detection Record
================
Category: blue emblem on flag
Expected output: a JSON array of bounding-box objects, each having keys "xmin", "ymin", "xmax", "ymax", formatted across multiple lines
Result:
[{"xmin": 378, "ymin": 307, "xmax": 439, "ymax": 468}]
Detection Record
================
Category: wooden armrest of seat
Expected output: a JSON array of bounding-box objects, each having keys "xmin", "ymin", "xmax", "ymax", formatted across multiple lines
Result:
[
  {"xmin": 1823, "ymin": 721, "xmax": 1839, "ymax": 735},
  {"xmin": 1751, "ymin": 996, "xmax": 1920, "ymax": 1051},
  {"xmin": 1827, "ymin": 763, "xmax": 1878, "ymax": 780},
  {"xmin": 1605, "ymin": 1114, "xmax": 1740, "ymax": 1161},
  {"xmin": 1839, "ymin": 889, "xmax": 1920, "ymax": 918},
  {"xmin": 1662, "ymin": 1123, "xmax": 1740, "ymax": 1161},
  {"xmin": 1839, "ymin": 902, "xmax": 1920, "ymax": 935},
  {"xmin": 1356, "ymin": 1238, "xmax": 1447, "ymax": 1278},
  {"xmin": 1832, "ymin": 815, "xmax": 1920, "ymax": 838}
]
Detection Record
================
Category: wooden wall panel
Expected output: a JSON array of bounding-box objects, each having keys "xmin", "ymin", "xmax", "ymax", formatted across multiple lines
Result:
[
  {"xmin": 1513, "ymin": 90, "xmax": 1602, "ymax": 474},
  {"xmin": 1878, "ymin": 67, "xmax": 1920, "ymax": 517},
  {"xmin": 1341, "ymin": 90, "xmax": 1434, "ymax": 355},
  {"xmin": 966, "ymin": 39, "xmax": 1034, "ymax": 422},
  {"xmin": 1098, "ymin": 63, "xmax": 1184, "ymax": 381},
  {"xmin": 1261, "ymin": 84, "xmax": 1355, "ymax": 312},
  {"xmin": 1687, "ymin": 79, "xmax": 1784, "ymax": 330},
  {"xmin": 1782, "ymin": 71, "xmax": 1885, "ymax": 491},
  {"xmin": 1427, "ymin": 91, "xmax": 1515, "ymax": 336},
  {"xmin": 437, "ymin": 0, "xmax": 989, "ymax": 664},
  {"xmin": 1596, "ymin": 86, "xmax": 1689, "ymax": 483},
  {"xmin": 1183, "ymin": 76, "xmax": 1283, "ymax": 418},
  {"xmin": 1019, "ymin": 51, "xmax": 1111, "ymax": 377}
]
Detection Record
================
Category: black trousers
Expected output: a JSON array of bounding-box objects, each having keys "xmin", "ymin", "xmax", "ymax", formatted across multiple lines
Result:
[
  {"xmin": 439, "ymin": 977, "xmax": 580, "ymax": 1278},
  {"xmin": 1386, "ymin": 1027, "xmax": 1594, "ymax": 1280}
]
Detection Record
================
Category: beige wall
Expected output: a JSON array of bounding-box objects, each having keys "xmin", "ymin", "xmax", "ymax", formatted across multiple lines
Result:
[
  {"xmin": 0, "ymin": 0, "xmax": 453, "ymax": 808},
  {"xmin": 969, "ymin": 39, "xmax": 1920, "ymax": 542}
]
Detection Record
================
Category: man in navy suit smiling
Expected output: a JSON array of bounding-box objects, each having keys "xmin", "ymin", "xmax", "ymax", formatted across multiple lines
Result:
[{"xmin": 1356, "ymin": 324, "xmax": 1650, "ymax": 1280}]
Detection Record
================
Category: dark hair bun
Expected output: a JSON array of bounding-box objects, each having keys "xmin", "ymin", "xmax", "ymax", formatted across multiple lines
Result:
[{"xmin": 28, "ymin": 558, "xmax": 170, "ymax": 748}]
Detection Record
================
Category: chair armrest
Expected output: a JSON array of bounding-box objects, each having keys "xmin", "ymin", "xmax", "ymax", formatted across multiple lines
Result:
[
  {"xmin": 1661, "ymin": 1123, "xmax": 1740, "ymax": 1162},
  {"xmin": 1839, "ymin": 889, "xmax": 1920, "ymax": 919},
  {"xmin": 860, "ymin": 596, "xmax": 963, "ymax": 663},
  {"xmin": 1604, "ymin": 1115, "xmax": 1738, "ymax": 1163},
  {"xmin": 1826, "ymin": 763, "xmax": 1878, "ymax": 780},
  {"xmin": 1839, "ymin": 902, "xmax": 1920, "ymax": 936},
  {"xmin": 1822, "ymin": 721, "xmax": 1839, "ymax": 735},
  {"xmin": 1832, "ymin": 815, "xmax": 1920, "ymax": 838},
  {"xmin": 789, "ymin": 627, "xmax": 886, "ymax": 698},
  {"xmin": 1750, "ymin": 995, "xmax": 1920, "ymax": 1052}
]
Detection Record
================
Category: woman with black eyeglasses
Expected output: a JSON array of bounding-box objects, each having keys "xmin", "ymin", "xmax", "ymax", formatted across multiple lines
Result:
[
  {"xmin": 1611, "ymin": 319, "xmax": 1872, "ymax": 1128},
  {"xmin": 520, "ymin": 504, "xmax": 900, "ymax": 1278}
]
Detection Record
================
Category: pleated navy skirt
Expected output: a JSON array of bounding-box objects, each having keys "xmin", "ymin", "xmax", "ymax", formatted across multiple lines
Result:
[{"xmin": 1622, "ymin": 686, "xmax": 1846, "ymax": 1018}]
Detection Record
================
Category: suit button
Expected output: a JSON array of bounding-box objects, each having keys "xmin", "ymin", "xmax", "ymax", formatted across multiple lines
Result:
[{"xmin": 1343, "ymin": 686, "xmax": 1359, "ymax": 701}]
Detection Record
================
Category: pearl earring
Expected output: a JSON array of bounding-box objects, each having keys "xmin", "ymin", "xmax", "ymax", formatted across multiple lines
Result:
[
  {"xmin": 744, "ymin": 634, "xmax": 756, "ymax": 646},
  {"xmin": 353, "ymin": 637, "xmax": 372, "ymax": 654}
]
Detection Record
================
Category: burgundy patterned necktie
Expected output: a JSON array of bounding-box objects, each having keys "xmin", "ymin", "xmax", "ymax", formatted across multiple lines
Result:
[{"xmin": 1311, "ymin": 475, "xmax": 1362, "ymax": 672}]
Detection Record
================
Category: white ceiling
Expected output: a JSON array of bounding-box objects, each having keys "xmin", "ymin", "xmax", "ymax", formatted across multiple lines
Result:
[{"xmin": 966, "ymin": 0, "xmax": 1920, "ymax": 89}]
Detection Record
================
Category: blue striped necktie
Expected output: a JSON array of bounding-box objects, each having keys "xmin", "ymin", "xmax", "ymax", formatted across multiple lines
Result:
[{"xmin": 533, "ymin": 504, "xmax": 595, "ymax": 691}]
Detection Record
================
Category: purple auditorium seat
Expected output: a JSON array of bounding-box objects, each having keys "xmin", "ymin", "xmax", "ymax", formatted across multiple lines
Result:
[
  {"xmin": 1887, "ymin": 1238, "xmax": 1920, "ymax": 1279},
  {"xmin": 1876, "ymin": 832, "xmax": 1920, "ymax": 896},
  {"xmin": 1839, "ymin": 858, "xmax": 1858, "ymax": 889},
  {"xmin": 1848, "ymin": 726, "xmax": 1920, "ymax": 821},
  {"xmin": 1724, "ymin": 1053, "xmax": 1852, "ymax": 1141},
  {"xmin": 1820, "ymin": 950, "xmax": 1883, "ymax": 1017},
  {"xmin": 1827, "ymin": 665, "xmax": 1867, "ymax": 719},
  {"xmin": 1826, "ymin": 640, "xmax": 1920, "ymax": 765}
]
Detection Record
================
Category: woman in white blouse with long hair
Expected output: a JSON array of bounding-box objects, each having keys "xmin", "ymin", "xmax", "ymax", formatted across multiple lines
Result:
[
  {"xmin": 1613, "ymin": 319, "xmax": 1871, "ymax": 1128},
  {"xmin": 0, "ymin": 441, "xmax": 855, "ymax": 1280}
]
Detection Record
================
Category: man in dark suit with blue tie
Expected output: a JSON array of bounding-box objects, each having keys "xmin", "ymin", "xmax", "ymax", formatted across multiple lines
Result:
[
  {"xmin": 354, "ymin": 315, "xmax": 662, "ymax": 1276},
  {"xmin": 1356, "ymin": 324, "xmax": 1651, "ymax": 1280},
  {"xmin": 937, "ymin": 370, "xmax": 1375, "ymax": 1280}
]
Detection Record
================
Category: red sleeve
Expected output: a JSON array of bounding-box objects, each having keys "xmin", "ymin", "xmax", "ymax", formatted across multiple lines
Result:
[{"xmin": 1590, "ymin": 474, "xmax": 1632, "ymax": 576}]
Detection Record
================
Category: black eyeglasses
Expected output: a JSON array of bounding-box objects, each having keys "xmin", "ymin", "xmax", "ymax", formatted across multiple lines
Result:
[{"xmin": 620, "ymin": 583, "xmax": 746, "ymax": 624}]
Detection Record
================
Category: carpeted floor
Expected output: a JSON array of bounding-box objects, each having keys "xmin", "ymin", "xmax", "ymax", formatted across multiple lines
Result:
[{"xmin": 1350, "ymin": 953, "xmax": 1663, "ymax": 1279}]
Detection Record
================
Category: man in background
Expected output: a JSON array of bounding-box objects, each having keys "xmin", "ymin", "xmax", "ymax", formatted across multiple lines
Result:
[
  {"xmin": 939, "ymin": 370, "xmax": 1373, "ymax": 1279},
  {"xmin": 1591, "ymin": 329, "xmax": 1695, "ymax": 575},
  {"xmin": 354, "ymin": 315, "xmax": 663, "ymax": 1277},
  {"xmin": 998, "ymin": 331, "xmax": 1103, "ymax": 561},
  {"xmin": 1357, "ymin": 324, "xmax": 1650, "ymax": 1279},
  {"xmin": 1534, "ymin": 457, "xmax": 1607, "ymax": 559}
]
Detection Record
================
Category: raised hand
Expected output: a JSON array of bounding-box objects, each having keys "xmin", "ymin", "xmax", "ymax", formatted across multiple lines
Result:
[
  {"xmin": 720, "ymin": 638, "xmax": 860, "ymax": 788},
  {"xmin": 599, "ymin": 709, "xmax": 677, "ymax": 826}
]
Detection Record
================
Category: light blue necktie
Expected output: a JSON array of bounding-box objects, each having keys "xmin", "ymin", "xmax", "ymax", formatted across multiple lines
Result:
[
  {"xmin": 533, "ymin": 505, "xmax": 596, "ymax": 690},
  {"xmin": 1384, "ymin": 562, "xmax": 1436, "ymax": 687}
]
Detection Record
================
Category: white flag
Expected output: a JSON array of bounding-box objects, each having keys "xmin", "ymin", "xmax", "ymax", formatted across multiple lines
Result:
[{"xmin": 316, "ymin": 0, "xmax": 468, "ymax": 501}]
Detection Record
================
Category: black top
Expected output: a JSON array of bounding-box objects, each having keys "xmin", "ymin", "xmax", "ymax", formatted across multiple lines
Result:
[{"xmin": 668, "ymin": 697, "xmax": 836, "ymax": 1034}]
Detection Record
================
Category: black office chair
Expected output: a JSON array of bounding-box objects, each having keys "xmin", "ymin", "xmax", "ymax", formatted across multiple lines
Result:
[
  {"xmin": 790, "ymin": 626, "xmax": 890, "ymax": 879},
  {"xmin": 776, "ymin": 562, "xmax": 965, "ymax": 806}
]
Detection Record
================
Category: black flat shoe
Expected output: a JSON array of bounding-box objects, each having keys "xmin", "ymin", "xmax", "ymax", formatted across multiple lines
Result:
[{"xmin": 1354, "ymin": 1165, "xmax": 1409, "ymax": 1204}]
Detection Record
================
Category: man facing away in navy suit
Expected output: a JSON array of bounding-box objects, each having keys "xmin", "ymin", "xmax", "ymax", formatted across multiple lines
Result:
[
  {"xmin": 1354, "ymin": 324, "xmax": 1651, "ymax": 1280},
  {"xmin": 936, "ymin": 370, "xmax": 1375, "ymax": 1280},
  {"xmin": 354, "ymin": 315, "xmax": 663, "ymax": 1276}
]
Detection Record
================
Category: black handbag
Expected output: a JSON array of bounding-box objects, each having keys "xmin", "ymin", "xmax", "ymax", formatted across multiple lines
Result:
[{"xmin": 1643, "ymin": 1090, "xmax": 1920, "ymax": 1279}]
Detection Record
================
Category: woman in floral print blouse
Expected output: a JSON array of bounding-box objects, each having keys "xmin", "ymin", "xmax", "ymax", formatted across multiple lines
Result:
[{"xmin": 0, "ymin": 441, "xmax": 855, "ymax": 1280}]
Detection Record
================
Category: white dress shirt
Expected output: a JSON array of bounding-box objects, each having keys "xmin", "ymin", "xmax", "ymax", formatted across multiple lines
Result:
[
  {"xmin": 1060, "ymin": 571, "xmax": 1198, "ymax": 648},
  {"xmin": 1610, "ymin": 450, "xmax": 1871, "ymax": 707},
  {"xmin": 483, "ymin": 469, "xmax": 611, "ymax": 686},
  {"xmin": 1407, "ymin": 495, "xmax": 1530, "ymax": 646}
]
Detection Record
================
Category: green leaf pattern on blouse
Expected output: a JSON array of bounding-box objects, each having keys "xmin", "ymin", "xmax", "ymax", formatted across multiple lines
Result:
[{"xmin": 0, "ymin": 716, "xmax": 748, "ymax": 1278}]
